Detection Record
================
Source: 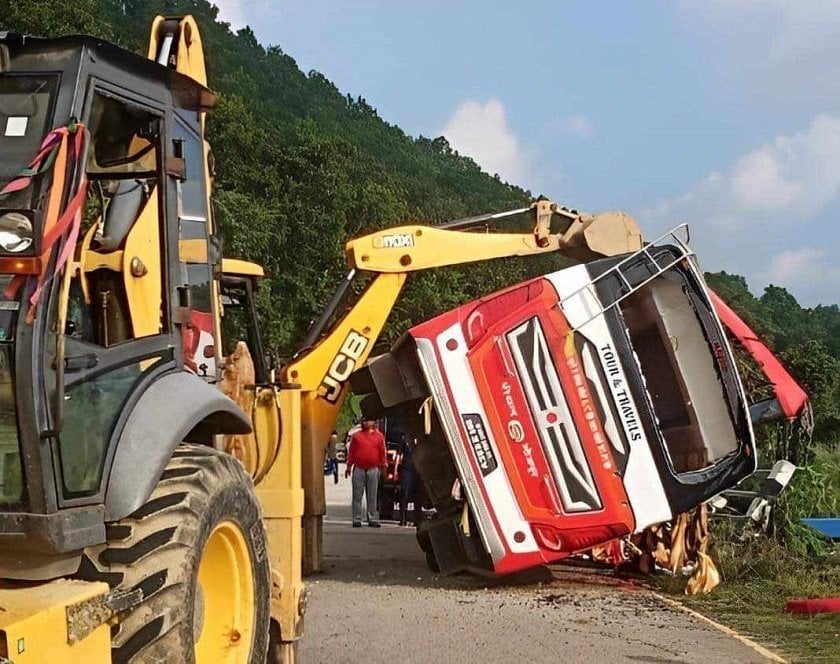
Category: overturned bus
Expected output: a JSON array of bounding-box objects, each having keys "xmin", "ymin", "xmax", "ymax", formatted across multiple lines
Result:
[{"xmin": 352, "ymin": 228, "xmax": 756, "ymax": 575}]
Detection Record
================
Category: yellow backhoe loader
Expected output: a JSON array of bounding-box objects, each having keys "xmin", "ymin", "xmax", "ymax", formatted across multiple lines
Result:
[
  {"xmin": 0, "ymin": 14, "xmax": 759, "ymax": 663},
  {"xmin": 0, "ymin": 16, "xmax": 303, "ymax": 662}
]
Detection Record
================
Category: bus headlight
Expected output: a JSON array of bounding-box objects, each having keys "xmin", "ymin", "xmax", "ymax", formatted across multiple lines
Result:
[{"xmin": 0, "ymin": 212, "xmax": 34, "ymax": 253}]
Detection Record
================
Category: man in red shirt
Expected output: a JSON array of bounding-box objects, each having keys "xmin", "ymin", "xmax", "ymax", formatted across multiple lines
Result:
[{"xmin": 345, "ymin": 418, "xmax": 387, "ymax": 527}]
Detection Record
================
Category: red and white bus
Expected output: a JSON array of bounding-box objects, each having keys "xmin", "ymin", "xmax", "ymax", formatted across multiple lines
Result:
[{"xmin": 353, "ymin": 229, "xmax": 757, "ymax": 575}]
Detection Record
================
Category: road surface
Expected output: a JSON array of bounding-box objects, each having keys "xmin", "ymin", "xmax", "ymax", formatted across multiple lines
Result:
[{"xmin": 298, "ymin": 475, "xmax": 775, "ymax": 664}]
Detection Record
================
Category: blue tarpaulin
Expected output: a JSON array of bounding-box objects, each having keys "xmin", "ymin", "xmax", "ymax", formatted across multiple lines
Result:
[{"xmin": 801, "ymin": 518, "xmax": 840, "ymax": 540}]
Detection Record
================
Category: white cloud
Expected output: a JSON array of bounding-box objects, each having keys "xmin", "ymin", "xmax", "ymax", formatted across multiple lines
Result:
[
  {"xmin": 441, "ymin": 99, "xmax": 530, "ymax": 184},
  {"xmin": 678, "ymin": 1, "xmax": 840, "ymax": 102},
  {"xmin": 684, "ymin": 1, "xmax": 840, "ymax": 55},
  {"xmin": 210, "ymin": 2, "xmax": 288, "ymax": 45},
  {"xmin": 759, "ymin": 247, "xmax": 840, "ymax": 305},
  {"xmin": 643, "ymin": 114, "xmax": 840, "ymax": 230},
  {"xmin": 763, "ymin": 247, "xmax": 827, "ymax": 284},
  {"xmin": 641, "ymin": 114, "xmax": 840, "ymax": 305},
  {"xmin": 213, "ymin": 1, "xmax": 247, "ymax": 29}
]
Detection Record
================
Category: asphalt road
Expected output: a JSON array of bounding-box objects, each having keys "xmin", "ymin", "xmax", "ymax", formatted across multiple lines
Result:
[{"xmin": 298, "ymin": 475, "xmax": 774, "ymax": 664}]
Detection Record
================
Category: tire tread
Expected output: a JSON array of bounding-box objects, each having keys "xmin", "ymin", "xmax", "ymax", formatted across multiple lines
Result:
[{"xmin": 77, "ymin": 444, "xmax": 270, "ymax": 663}]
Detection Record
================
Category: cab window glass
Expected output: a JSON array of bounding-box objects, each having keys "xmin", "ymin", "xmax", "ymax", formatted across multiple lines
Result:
[
  {"xmin": 60, "ymin": 357, "xmax": 164, "ymax": 497},
  {"xmin": 221, "ymin": 278, "xmax": 267, "ymax": 384},
  {"xmin": 174, "ymin": 115, "xmax": 215, "ymax": 381},
  {"xmin": 0, "ymin": 74, "xmax": 57, "ymax": 196},
  {"xmin": 53, "ymin": 90, "xmax": 167, "ymax": 500},
  {"xmin": 86, "ymin": 93, "xmax": 158, "ymax": 175},
  {"xmin": 0, "ymin": 344, "xmax": 23, "ymax": 507},
  {"xmin": 176, "ymin": 118, "xmax": 207, "ymax": 219},
  {"xmin": 185, "ymin": 263, "xmax": 212, "ymax": 313},
  {"xmin": 221, "ymin": 283, "xmax": 250, "ymax": 356}
]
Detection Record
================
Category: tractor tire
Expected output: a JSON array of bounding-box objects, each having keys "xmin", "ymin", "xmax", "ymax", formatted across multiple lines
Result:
[{"xmin": 77, "ymin": 444, "xmax": 271, "ymax": 663}]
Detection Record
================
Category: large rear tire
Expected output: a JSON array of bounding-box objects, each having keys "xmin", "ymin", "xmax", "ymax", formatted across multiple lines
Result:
[{"xmin": 78, "ymin": 444, "xmax": 271, "ymax": 663}]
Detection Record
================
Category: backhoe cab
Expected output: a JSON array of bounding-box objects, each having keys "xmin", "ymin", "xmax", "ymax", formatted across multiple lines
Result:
[{"xmin": 0, "ymin": 19, "xmax": 229, "ymax": 574}]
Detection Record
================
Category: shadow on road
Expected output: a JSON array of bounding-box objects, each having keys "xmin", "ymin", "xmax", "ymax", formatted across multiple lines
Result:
[
  {"xmin": 320, "ymin": 521, "xmax": 558, "ymax": 590},
  {"xmin": 319, "ymin": 476, "xmax": 645, "ymax": 594},
  {"xmin": 320, "ymin": 476, "xmax": 557, "ymax": 590}
]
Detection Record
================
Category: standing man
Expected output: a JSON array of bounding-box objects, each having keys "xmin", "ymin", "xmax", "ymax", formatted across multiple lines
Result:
[
  {"xmin": 346, "ymin": 418, "xmax": 387, "ymax": 528},
  {"xmin": 398, "ymin": 435, "xmax": 420, "ymax": 527},
  {"xmin": 325, "ymin": 430, "xmax": 339, "ymax": 484}
]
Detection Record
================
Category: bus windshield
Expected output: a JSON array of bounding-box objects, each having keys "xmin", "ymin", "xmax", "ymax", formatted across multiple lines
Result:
[{"xmin": 619, "ymin": 271, "xmax": 740, "ymax": 474}]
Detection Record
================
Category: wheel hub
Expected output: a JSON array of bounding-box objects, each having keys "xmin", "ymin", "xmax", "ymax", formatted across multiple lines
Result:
[{"xmin": 194, "ymin": 520, "xmax": 255, "ymax": 663}]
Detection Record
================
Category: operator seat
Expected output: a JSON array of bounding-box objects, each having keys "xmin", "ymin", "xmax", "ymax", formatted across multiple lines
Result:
[{"xmin": 96, "ymin": 179, "xmax": 146, "ymax": 251}]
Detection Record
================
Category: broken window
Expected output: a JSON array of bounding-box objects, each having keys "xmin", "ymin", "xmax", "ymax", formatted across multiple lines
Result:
[
  {"xmin": 64, "ymin": 90, "xmax": 164, "ymax": 347},
  {"xmin": 619, "ymin": 273, "xmax": 739, "ymax": 474}
]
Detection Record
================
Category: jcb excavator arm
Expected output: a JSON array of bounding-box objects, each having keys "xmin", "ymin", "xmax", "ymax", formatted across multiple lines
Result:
[{"xmin": 282, "ymin": 199, "xmax": 644, "ymax": 572}]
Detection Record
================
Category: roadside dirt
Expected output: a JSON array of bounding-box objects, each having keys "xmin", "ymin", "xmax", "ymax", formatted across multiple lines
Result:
[{"xmin": 298, "ymin": 477, "xmax": 775, "ymax": 663}]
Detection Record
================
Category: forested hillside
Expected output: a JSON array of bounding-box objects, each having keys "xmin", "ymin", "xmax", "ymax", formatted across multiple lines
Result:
[{"xmin": 3, "ymin": 0, "xmax": 840, "ymax": 460}]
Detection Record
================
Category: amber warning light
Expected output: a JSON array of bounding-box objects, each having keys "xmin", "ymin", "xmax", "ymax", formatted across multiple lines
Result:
[{"xmin": 0, "ymin": 256, "xmax": 42, "ymax": 274}]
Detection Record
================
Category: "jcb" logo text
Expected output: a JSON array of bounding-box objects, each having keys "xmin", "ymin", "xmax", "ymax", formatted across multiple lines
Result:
[
  {"xmin": 373, "ymin": 233, "xmax": 414, "ymax": 249},
  {"xmin": 318, "ymin": 330, "xmax": 369, "ymax": 403}
]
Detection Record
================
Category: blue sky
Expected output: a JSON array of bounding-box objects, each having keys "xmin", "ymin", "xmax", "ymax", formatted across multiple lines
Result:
[{"xmin": 214, "ymin": 1, "xmax": 840, "ymax": 306}]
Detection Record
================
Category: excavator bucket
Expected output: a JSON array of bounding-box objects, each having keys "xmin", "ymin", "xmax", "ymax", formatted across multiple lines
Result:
[{"xmin": 558, "ymin": 210, "xmax": 644, "ymax": 262}]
